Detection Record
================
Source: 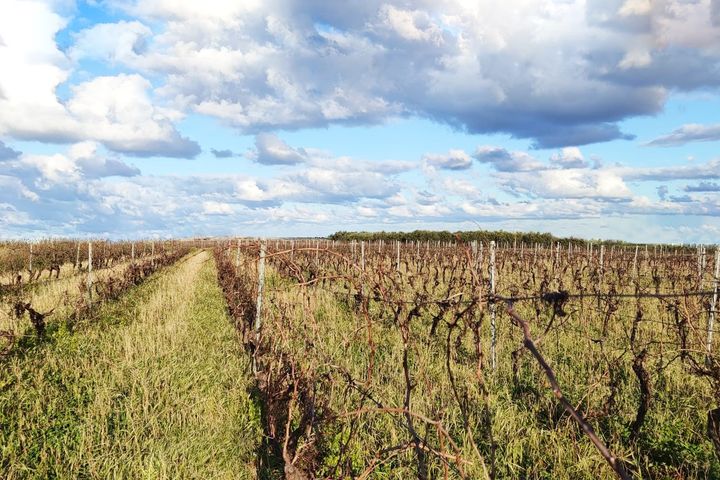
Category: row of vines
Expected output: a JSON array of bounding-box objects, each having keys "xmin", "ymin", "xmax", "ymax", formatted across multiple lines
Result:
[
  {"xmin": 0, "ymin": 239, "xmax": 182, "ymax": 285},
  {"xmin": 217, "ymin": 238, "xmax": 720, "ymax": 479},
  {"xmin": 0, "ymin": 240, "xmax": 195, "ymax": 357}
]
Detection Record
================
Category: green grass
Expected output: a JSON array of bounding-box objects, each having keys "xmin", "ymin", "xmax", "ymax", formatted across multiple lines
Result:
[{"xmin": 0, "ymin": 251, "xmax": 261, "ymax": 479}]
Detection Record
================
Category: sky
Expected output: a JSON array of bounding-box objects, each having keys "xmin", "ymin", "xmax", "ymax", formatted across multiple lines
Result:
[{"xmin": 1, "ymin": 0, "xmax": 720, "ymax": 242}]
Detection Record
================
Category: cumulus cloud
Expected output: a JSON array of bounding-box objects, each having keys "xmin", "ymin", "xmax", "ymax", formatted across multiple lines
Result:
[
  {"xmin": 473, "ymin": 146, "xmax": 544, "ymax": 172},
  {"xmin": 685, "ymin": 181, "xmax": 720, "ymax": 192},
  {"xmin": 202, "ymin": 201, "xmax": 234, "ymax": 215},
  {"xmin": 289, "ymin": 169, "xmax": 399, "ymax": 202},
  {"xmin": 80, "ymin": 0, "xmax": 720, "ymax": 146},
  {"xmin": 7, "ymin": 0, "xmax": 720, "ymax": 149},
  {"xmin": 549, "ymin": 147, "xmax": 589, "ymax": 169},
  {"xmin": 645, "ymin": 123, "xmax": 720, "ymax": 147},
  {"xmin": 64, "ymin": 74, "xmax": 201, "ymax": 158},
  {"xmin": 0, "ymin": 142, "xmax": 139, "ymax": 190},
  {"xmin": 0, "ymin": 2, "xmax": 199, "ymax": 158},
  {"xmin": 2, "ymin": 0, "xmax": 720, "ymax": 239},
  {"xmin": 248, "ymin": 133, "xmax": 308, "ymax": 165},
  {"xmin": 496, "ymin": 169, "xmax": 633, "ymax": 200},
  {"xmin": 211, "ymin": 148, "xmax": 236, "ymax": 158},
  {"xmin": 618, "ymin": 158, "xmax": 720, "ymax": 181},
  {"xmin": 0, "ymin": 141, "xmax": 20, "ymax": 160},
  {"xmin": 69, "ymin": 20, "xmax": 152, "ymax": 64},
  {"xmin": 67, "ymin": 142, "xmax": 141, "ymax": 178},
  {"xmin": 422, "ymin": 149, "xmax": 472, "ymax": 170}
]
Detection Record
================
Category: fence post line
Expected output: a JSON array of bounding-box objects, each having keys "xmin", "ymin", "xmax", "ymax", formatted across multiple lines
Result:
[
  {"xmin": 253, "ymin": 239, "xmax": 267, "ymax": 373},
  {"xmin": 235, "ymin": 238, "xmax": 241, "ymax": 270},
  {"xmin": 360, "ymin": 241, "xmax": 366, "ymax": 298},
  {"xmin": 471, "ymin": 240, "xmax": 478, "ymax": 271},
  {"xmin": 490, "ymin": 240, "xmax": 497, "ymax": 372},
  {"xmin": 396, "ymin": 240, "xmax": 400, "ymax": 272},
  {"xmin": 633, "ymin": 245, "xmax": 639, "ymax": 280},
  {"xmin": 76, "ymin": 241, "xmax": 81, "ymax": 271},
  {"xmin": 87, "ymin": 241, "xmax": 93, "ymax": 307},
  {"xmin": 707, "ymin": 248, "xmax": 720, "ymax": 363}
]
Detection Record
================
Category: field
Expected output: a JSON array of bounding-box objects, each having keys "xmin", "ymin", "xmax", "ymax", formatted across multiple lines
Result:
[{"xmin": 1, "ymin": 237, "xmax": 719, "ymax": 479}]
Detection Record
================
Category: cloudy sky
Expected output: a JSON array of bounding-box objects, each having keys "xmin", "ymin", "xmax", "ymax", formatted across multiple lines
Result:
[{"xmin": 1, "ymin": 0, "xmax": 720, "ymax": 241}]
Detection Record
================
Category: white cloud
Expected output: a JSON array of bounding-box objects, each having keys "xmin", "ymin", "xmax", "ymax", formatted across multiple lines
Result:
[
  {"xmin": 422, "ymin": 149, "xmax": 472, "ymax": 170},
  {"xmin": 0, "ymin": 141, "xmax": 21, "ymax": 160},
  {"xmin": 618, "ymin": 0, "xmax": 652, "ymax": 17},
  {"xmin": 202, "ymin": 201, "xmax": 234, "ymax": 215},
  {"xmin": 376, "ymin": 5, "xmax": 444, "ymax": 44},
  {"xmin": 357, "ymin": 206, "xmax": 378, "ymax": 217},
  {"xmin": 474, "ymin": 146, "xmax": 544, "ymax": 172},
  {"xmin": 496, "ymin": 169, "xmax": 633, "ymax": 199},
  {"xmin": 645, "ymin": 123, "xmax": 720, "ymax": 147},
  {"xmin": 618, "ymin": 48, "xmax": 652, "ymax": 69},
  {"xmin": 0, "ymin": 2, "xmax": 198, "ymax": 157},
  {"xmin": 549, "ymin": 147, "xmax": 589, "ymax": 168},
  {"xmin": 81, "ymin": 0, "xmax": 717, "ymax": 147},
  {"xmin": 69, "ymin": 21, "xmax": 152, "ymax": 64},
  {"xmin": 248, "ymin": 133, "xmax": 308, "ymax": 165}
]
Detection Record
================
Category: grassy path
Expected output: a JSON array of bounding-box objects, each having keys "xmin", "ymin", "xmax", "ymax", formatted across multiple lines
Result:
[{"xmin": 0, "ymin": 250, "xmax": 260, "ymax": 479}]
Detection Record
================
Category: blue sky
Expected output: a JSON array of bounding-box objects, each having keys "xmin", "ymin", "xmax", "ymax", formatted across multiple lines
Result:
[{"xmin": 1, "ymin": 0, "xmax": 719, "ymax": 242}]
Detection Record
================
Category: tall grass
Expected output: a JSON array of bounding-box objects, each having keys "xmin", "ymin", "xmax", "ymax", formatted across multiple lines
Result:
[{"xmin": 0, "ymin": 251, "xmax": 260, "ymax": 479}]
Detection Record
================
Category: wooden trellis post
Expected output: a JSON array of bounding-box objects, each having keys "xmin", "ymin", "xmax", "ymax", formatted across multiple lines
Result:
[
  {"xmin": 87, "ymin": 241, "xmax": 93, "ymax": 306},
  {"xmin": 360, "ymin": 241, "xmax": 366, "ymax": 298},
  {"xmin": 28, "ymin": 242, "xmax": 33, "ymax": 274},
  {"xmin": 471, "ymin": 240, "xmax": 478, "ymax": 270},
  {"xmin": 490, "ymin": 240, "xmax": 497, "ymax": 372},
  {"xmin": 253, "ymin": 239, "xmax": 267, "ymax": 373},
  {"xmin": 707, "ymin": 248, "xmax": 720, "ymax": 362},
  {"xmin": 633, "ymin": 245, "xmax": 639, "ymax": 280},
  {"xmin": 235, "ymin": 238, "xmax": 241, "ymax": 269},
  {"xmin": 396, "ymin": 240, "xmax": 400, "ymax": 272}
]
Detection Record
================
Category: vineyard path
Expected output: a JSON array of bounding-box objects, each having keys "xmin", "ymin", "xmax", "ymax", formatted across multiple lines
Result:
[{"xmin": 0, "ymin": 250, "xmax": 260, "ymax": 479}]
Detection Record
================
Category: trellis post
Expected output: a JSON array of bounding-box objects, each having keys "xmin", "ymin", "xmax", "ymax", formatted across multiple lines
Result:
[
  {"xmin": 633, "ymin": 245, "xmax": 639, "ymax": 280},
  {"xmin": 706, "ymin": 248, "xmax": 720, "ymax": 363},
  {"xmin": 235, "ymin": 238, "xmax": 241, "ymax": 270},
  {"xmin": 87, "ymin": 241, "xmax": 93, "ymax": 306},
  {"xmin": 253, "ymin": 239, "xmax": 267, "ymax": 373},
  {"xmin": 396, "ymin": 240, "xmax": 400, "ymax": 272},
  {"xmin": 490, "ymin": 240, "xmax": 497, "ymax": 372}
]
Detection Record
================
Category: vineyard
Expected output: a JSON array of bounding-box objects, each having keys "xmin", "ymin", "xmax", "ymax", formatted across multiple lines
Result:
[{"xmin": 1, "ymin": 237, "xmax": 720, "ymax": 479}]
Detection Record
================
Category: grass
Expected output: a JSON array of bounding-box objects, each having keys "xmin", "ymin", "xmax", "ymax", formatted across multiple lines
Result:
[{"xmin": 0, "ymin": 250, "xmax": 261, "ymax": 479}]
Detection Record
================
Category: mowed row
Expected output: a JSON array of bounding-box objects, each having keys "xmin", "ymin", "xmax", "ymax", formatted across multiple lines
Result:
[{"xmin": 0, "ymin": 250, "xmax": 261, "ymax": 479}]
